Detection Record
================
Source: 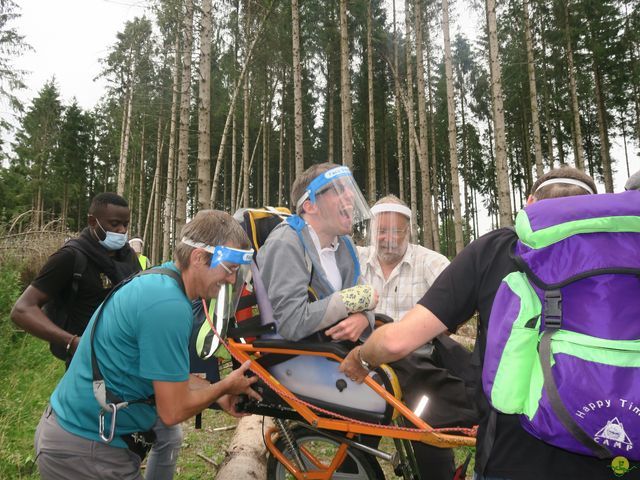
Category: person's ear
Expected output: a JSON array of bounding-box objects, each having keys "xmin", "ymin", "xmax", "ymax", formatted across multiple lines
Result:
[
  {"xmin": 87, "ymin": 214, "xmax": 97, "ymax": 228},
  {"xmin": 303, "ymin": 199, "xmax": 317, "ymax": 214},
  {"xmin": 190, "ymin": 249, "xmax": 205, "ymax": 267},
  {"xmin": 526, "ymin": 195, "xmax": 536, "ymax": 205}
]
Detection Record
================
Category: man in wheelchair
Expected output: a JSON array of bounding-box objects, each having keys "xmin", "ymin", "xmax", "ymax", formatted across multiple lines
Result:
[{"xmin": 255, "ymin": 163, "xmax": 392, "ymax": 418}]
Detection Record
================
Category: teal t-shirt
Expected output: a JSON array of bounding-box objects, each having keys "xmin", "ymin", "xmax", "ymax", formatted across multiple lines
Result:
[{"xmin": 51, "ymin": 262, "xmax": 192, "ymax": 448}]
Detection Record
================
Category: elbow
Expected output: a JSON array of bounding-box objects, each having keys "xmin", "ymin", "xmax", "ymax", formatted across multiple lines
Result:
[
  {"xmin": 156, "ymin": 408, "xmax": 182, "ymax": 427},
  {"xmin": 379, "ymin": 328, "xmax": 411, "ymax": 359},
  {"xmin": 10, "ymin": 301, "xmax": 27, "ymax": 328}
]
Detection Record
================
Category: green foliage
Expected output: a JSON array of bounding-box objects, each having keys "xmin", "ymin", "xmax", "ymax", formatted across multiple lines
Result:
[
  {"xmin": 0, "ymin": 258, "xmax": 60, "ymax": 479},
  {"xmin": 0, "ymin": 0, "xmax": 31, "ymax": 131}
]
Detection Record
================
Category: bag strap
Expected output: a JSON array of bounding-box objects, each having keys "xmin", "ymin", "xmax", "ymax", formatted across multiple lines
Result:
[
  {"xmin": 69, "ymin": 247, "xmax": 87, "ymax": 302},
  {"xmin": 90, "ymin": 267, "xmax": 185, "ymax": 443},
  {"xmin": 538, "ymin": 290, "xmax": 612, "ymax": 459}
]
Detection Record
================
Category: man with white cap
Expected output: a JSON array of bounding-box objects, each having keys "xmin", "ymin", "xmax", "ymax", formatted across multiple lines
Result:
[
  {"xmin": 129, "ymin": 237, "xmax": 150, "ymax": 270},
  {"xmin": 625, "ymin": 169, "xmax": 640, "ymax": 191},
  {"xmin": 359, "ymin": 194, "xmax": 449, "ymax": 324}
]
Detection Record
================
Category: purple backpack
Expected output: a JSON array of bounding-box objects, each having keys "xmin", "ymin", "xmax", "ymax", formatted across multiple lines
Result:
[{"xmin": 483, "ymin": 191, "xmax": 640, "ymax": 460}]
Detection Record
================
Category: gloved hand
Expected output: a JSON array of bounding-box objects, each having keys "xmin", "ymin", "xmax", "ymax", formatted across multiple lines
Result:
[{"xmin": 338, "ymin": 285, "xmax": 377, "ymax": 314}]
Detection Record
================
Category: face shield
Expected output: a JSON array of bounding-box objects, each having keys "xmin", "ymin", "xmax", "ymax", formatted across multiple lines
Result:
[
  {"xmin": 296, "ymin": 166, "xmax": 371, "ymax": 234},
  {"xmin": 181, "ymin": 238, "xmax": 254, "ymax": 360},
  {"xmin": 367, "ymin": 203, "xmax": 412, "ymax": 265}
]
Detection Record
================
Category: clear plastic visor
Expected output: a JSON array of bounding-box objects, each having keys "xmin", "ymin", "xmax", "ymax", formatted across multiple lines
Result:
[
  {"xmin": 196, "ymin": 265, "xmax": 249, "ymax": 360},
  {"xmin": 298, "ymin": 167, "xmax": 371, "ymax": 229},
  {"xmin": 367, "ymin": 206, "xmax": 412, "ymax": 264}
]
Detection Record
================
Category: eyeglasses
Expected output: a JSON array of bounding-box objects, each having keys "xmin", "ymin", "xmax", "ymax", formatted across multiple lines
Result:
[
  {"xmin": 217, "ymin": 261, "xmax": 240, "ymax": 275},
  {"xmin": 378, "ymin": 227, "xmax": 409, "ymax": 236}
]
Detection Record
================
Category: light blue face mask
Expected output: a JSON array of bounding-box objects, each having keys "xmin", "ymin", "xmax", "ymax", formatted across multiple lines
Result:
[{"xmin": 95, "ymin": 219, "xmax": 128, "ymax": 251}]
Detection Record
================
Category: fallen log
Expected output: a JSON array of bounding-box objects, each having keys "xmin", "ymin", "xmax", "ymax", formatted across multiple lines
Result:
[{"xmin": 214, "ymin": 415, "xmax": 274, "ymax": 480}]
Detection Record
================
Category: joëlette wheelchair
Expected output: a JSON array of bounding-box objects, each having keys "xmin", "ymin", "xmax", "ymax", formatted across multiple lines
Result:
[{"xmin": 198, "ymin": 208, "xmax": 477, "ymax": 479}]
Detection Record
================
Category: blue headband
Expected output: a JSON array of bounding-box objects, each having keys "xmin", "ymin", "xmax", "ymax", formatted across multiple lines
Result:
[
  {"xmin": 180, "ymin": 238, "xmax": 253, "ymax": 267},
  {"xmin": 296, "ymin": 166, "xmax": 353, "ymax": 210}
]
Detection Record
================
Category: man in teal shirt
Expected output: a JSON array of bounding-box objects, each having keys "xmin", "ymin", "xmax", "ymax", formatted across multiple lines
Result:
[{"xmin": 35, "ymin": 210, "xmax": 261, "ymax": 479}]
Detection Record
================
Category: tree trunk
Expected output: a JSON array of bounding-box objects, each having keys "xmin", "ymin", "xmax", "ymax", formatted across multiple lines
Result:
[
  {"xmin": 425, "ymin": 23, "xmax": 440, "ymax": 251},
  {"xmin": 366, "ymin": 0, "xmax": 376, "ymax": 202},
  {"xmin": 291, "ymin": 0, "xmax": 304, "ymax": 177},
  {"xmin": 486, "ymin": 0, "xmax": 513, "ymax": 227},
  {"xmin": 150, "ymin": 116, "xmax": 163, "ymax": 264},
  {"xmin": 137, "ymin": 123, "xmax": 145, "ymax": 236},
  {"xmin": 392, "ymin": 0, "xmax": 405, "ymax": 202},
  {"xmin": 117, "ymin": 85, "xmax": 134, "ymax": 196},
  {"xmin": 278, "ymin": 69, "xmax": 286, "ymax": 206},
  {"xmin": 214, "ymin": 416, "xmax": 273, "ymax": 480},
  {"xmin": 175, "ymin": 0, "xmax": 194, "ymax": 237},
  {"xmin": 328, "ymin": 73, "xmax": 335, "ymax": 164},
  {"xmin": 242, "ymin": 77, "xmax": 251, "ymax": 209},
  {"xmin": 523, "ymin": 0, "xmax": 543, "ymax": 178},
  {"xmin": 263, "ymin": 91, "xmax": 270, "ymax": 205},
  {"xmin": 441, "ymin": 0, "xmax": 463, "ymax": 253},
  {"xmin": 162, "ymin": 36, "xmax": 181, "ymax": 262},
  {"xmin": 539, "ymin": 28, "xmax": 555, "ymax": 168},
  {"xmin": 231, "ymin": 113, "xmax": 238, "ymax": 211},
  {"xmin": 339, "ymin": 0, "xmax": 353, "ymax": 168},
  {"xmin": 404, "ymin": 1, "xmax": 418, "ymax": 241},
  {"xmin": 564, "ymin": 0, "xmax": 585, "ymax": 170},
  {"xmin": 593, "ymin": 61, "xmax": 613, "ymax": 192},
  {"xmin": 414, "ymin": 0, "xmax": 434, "ymax": 249},
  {"xmin": 197, "ymin": 0, "xmax": 213, "ymax": 210}
]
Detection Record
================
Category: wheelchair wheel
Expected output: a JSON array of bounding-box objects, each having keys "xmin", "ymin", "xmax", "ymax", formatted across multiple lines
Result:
[{"xmin": 266, "ymin": 426, "xmax": 384, "ymax": 479}]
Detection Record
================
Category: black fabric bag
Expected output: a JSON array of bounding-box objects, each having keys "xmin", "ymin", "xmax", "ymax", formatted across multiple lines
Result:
[
  {"xmin": 42, "ymin": 246, "xmax": 87, "ymax": 361},
  {"xmin": 391, "ymin": 334, "xmax": 479, "ymax": 428}
]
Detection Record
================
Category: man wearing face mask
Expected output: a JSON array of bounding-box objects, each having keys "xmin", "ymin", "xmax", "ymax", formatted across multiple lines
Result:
[{"xmin": 12, "ymin": 192, "xmax": 140, "ymax": 364}]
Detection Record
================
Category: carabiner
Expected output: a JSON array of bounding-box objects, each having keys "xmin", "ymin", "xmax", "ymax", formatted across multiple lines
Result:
[{"xmin": 98, "ymin": 403, "xmax": 118, "ymax": 443}]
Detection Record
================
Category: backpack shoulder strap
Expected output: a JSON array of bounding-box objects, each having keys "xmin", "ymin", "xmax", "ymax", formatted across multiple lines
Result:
[
  {"xmin": 91, "ymin": 267, "xmax": 185, "ymax": 442},
  {"xmin": 70, "ymin": 247, "xmax": 87, "ymax": 297}
]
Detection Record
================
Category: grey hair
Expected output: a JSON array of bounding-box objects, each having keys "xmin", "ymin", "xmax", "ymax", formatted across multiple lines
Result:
[{"xmin": 174, "ymin": 210, "xmax": 249, "ymax": 268}]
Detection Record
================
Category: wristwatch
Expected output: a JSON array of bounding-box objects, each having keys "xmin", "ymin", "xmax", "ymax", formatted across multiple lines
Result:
[{"xmin": 357, "ymin": 346, "xmax": 371, "ymax": 371}]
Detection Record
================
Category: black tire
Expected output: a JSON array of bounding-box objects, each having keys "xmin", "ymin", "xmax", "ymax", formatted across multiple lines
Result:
[{"xmin": 266, "ymin": 426, "xmax": 385, "ymax": 480}]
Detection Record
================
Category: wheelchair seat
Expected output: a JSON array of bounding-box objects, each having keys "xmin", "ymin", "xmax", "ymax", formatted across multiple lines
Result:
[{"xmin": 248, "ymin": 339, "xmax": 401, "ymax": 424}]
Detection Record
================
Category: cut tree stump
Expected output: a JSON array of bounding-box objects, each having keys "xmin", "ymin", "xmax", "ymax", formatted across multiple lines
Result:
[{"xmin": 214, "ymin": 415, "xmax": 274, "ymax": 480}]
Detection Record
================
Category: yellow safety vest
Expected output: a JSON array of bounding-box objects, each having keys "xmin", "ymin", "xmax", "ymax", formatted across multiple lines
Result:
[{"xmin": 138, "ymin": 254, "xmax": 150, "ymax": 270}]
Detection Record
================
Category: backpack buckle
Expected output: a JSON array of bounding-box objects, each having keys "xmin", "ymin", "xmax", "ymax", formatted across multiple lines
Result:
[{"xmin": 544, "ymin": 290, "xmax": 562, "ymax": 329}]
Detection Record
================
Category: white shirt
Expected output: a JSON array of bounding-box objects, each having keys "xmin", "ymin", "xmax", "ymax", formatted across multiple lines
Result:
[
  {"xmin": 358, "ymin": 243, "xmax": 450, "ymax": 321},
  {"xmin": 308, "ymin": 225, "xmax": 342, "ymax": 291}
]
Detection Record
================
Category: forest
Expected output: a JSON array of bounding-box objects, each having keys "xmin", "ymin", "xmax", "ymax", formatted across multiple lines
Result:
[{"xmin": 0, "ymin": 0, "xmax": 638, "ymax": 260}]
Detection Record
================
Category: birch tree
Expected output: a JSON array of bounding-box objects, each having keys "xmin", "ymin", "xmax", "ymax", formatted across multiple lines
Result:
[
  {"xmin": 197, "ymin": 0, "xmax": 213, "ymax": 210},
  {"xmin": 441, "ymin": 0, "xmax": 463, "ymax": 253},
  {"xmin": 366, "ymin": 0, "xmax": 376, "ymax": 201},
  {"xmin": 486, "ymin": 0, "xmax": 513, "ymax": 226},
  {"xmin": 339, "ymin": 0, "xmax": 353, "ymax": 168},
  {"xmin": 523, "ymin": 0, "xmax": 543, "ymax": 178},
  {"xmin": 292, "ymin": 0, "xmax": 304, "ymax": 177}
]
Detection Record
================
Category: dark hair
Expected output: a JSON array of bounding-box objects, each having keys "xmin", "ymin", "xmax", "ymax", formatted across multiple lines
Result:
[
  {"xmin": 88, "ymin": 192, "xmax": 129, "ymax": 215},
  {"xmin": 530, "ymin": 166, "xmax": 597, "ymax": 201},
  {"xmin": 290, "ymin": 162, "xmax": 340, "ymax": 214}
]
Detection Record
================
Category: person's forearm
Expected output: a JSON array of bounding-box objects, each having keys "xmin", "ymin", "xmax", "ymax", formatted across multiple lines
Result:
[
  {"xmin": 158, "ymin": 376, "xmax": 234, "ymax": 425},
  {"xmin": 358, "ymin": 324, "xmax": 405, "ymax": 368},
  {"xmin": 359, "ymin": 304, "xmax": 448, "ymax": 368},
  {"xmin": 11, "ymin": 303, "xmax": 76, "ymax": 348}
]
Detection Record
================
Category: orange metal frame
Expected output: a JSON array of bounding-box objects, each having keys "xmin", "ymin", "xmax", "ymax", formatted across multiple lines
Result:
[{"xmin": 226, "ymin": 338, "xmax": 476, "ymax": 479}]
